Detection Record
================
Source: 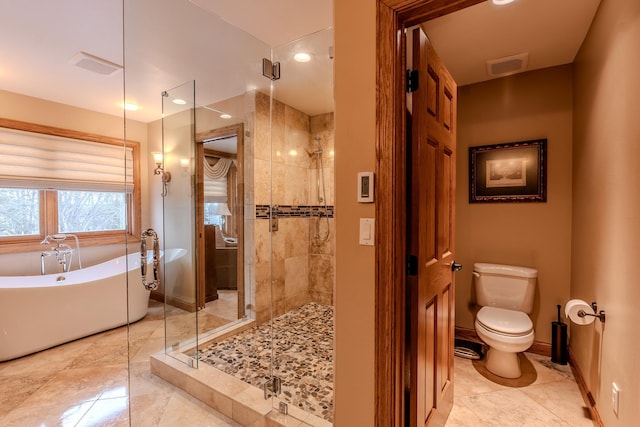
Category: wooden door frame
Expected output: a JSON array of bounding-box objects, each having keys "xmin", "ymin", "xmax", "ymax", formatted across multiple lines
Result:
[
  {"xmin": 195, "ymin": 123, "xmax": 245, "ymax": 313},
  {"xmin": 375, "ymin": 1, "xmax": 484, "ymax": 425}
]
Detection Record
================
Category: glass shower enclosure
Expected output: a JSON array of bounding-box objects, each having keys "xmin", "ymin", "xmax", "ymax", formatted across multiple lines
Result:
[{"xmin": 124, "ymin": 0, "xmax": 334, "ymax": 424}]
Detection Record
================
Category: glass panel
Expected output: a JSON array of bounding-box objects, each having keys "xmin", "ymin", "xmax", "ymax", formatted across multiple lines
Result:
[
  {"xmin": 0, "ymin": 1, "xmax": 129, "ymax": 424},
  {"xmin": 270, "ymin": 27, "xmax": 336, "ymax": 423},
  {"xmin": 161, "ymin": 80, "xmax": 198, "ymax": 366}
]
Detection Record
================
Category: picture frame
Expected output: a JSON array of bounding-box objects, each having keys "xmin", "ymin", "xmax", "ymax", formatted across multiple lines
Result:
[{"xmin": 469, "ymin": 139, "xmax": 547, "ymax": 203}]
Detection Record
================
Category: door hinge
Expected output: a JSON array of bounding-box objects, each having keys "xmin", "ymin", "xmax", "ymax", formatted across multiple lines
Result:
[
  {"xmin": 262, "ymin": 58, "xmax": 281, "ymax": 81},
  {"xmin": 406, "ymin": 255, "xmax": 418, "ymax": 276},
  {"xmin": 270, "ymin": 205, "xmax": 279, "ymax": 232},
  {"xmin": 406, "ymin": 69, "xmax": 419, "ymax": 93},
  {"xmin": 263, "ymin": 376, "xmax": 282, "ymax": 399}
]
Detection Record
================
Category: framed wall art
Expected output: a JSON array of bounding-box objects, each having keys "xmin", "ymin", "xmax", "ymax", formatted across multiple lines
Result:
[{"xmin": 469, "ymin": 139, "xmax": 547, "ymax": 203}]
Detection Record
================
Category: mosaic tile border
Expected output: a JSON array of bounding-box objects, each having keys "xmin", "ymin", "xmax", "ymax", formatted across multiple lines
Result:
[{"xmin": 256, "ymin": 204, "xmax": 334, "ymax": 219}]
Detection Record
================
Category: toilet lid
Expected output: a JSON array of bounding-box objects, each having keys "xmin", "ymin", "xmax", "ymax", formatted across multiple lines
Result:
[{"xmin": 477, "ymin": 306, "xmax": 533, "ymax": 336}]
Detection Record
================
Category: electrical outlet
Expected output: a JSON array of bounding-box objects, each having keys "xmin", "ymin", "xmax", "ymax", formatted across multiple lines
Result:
[{"xmin": 611, "ymin": 382, "xmax": 620, "ymax": 416}]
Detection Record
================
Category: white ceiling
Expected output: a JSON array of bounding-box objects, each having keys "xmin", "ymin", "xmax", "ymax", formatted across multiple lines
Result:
[
  {"xmin": 0, "ymin": 0, "xmax": 600, "ymax": 124},
  {"xmin": 0, "ymin": 0, "xmax": 333, "ymax": 123},
  {"xmin": 187, "ymin": 0, "xmax": 332, "ymax": 47},
  {"xmin": 423, "ymin": 0, "xmax": 602, "ymax": 86}
]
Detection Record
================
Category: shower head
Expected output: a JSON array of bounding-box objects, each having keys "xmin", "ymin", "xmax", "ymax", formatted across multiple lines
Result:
[{"xmin": 313, "ymin": 135, "xmax": 323, "ymax": 153}]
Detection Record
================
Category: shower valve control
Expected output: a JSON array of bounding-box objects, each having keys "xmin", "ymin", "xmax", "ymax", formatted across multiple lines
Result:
[{"xmin": 357, "ymin": 171, "xmax": 374, "ymax": 203}]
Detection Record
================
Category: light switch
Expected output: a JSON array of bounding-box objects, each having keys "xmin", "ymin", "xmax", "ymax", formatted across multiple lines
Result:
[{"xmin": 359, "ymin": 218, "xmax": 374, "ymax": 246}]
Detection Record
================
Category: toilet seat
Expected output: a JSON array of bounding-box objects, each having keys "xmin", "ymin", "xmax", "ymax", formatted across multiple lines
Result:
[
  {"xmin": 475, "ymin": 311, "xmax": 534, "ymax": 355},
  {"xmin": 476, "ymin": 306, "xmax": 533, "ymax": 337}
]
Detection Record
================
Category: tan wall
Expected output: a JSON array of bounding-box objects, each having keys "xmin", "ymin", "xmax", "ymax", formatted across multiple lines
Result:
[
  {"xmin": 572, "ymin": 0, "xmax": 640, "ymax": 425},
  {"xmin": 252, "ymin": 94, "xmax": 336, "ymax": 322},
  {"xmin": 154, "ymin": 108, "xmax": 197, "ymax": 303},
  {"xmin": 0, "ymin": 90, "xmax": 144, "ymax": 141},
  {"xmin": 334, "ymin": 0, "xmax": 377, "ymax": 424},
  {"xmin": 456, "ymin": 66, "xmax": 573, "ymax": 343},
  {"xmin": 0, "ymin": 89, "xmax": 149, "ymax": 275}
]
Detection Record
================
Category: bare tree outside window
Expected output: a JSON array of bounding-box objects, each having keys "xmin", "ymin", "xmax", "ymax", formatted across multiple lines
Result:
[
  {"xmin": 58, "ymin": 190, "xmax": 126, "ymax": 233},
  {"xmin": 0, "ymin": 188, "xmax": 126, "ymax": 237},
  {"xmin": 0, "ymin": 188, "xmax": 40, "ymax": 236}
]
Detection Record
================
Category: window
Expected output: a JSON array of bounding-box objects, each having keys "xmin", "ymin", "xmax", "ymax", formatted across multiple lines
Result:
[
  {"xmin": 0, "ymin": 118, "xmax": 140, "ymax": 253},
  {"xmin": 0, "ymin": 188, "xmax": 40, "ymax": 236},
  {"xmin": 58, "ymin": 190, "xmax": 127, "ymax": 233}
]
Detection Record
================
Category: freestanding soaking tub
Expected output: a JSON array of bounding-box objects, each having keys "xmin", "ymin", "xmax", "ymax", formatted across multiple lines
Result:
[{"xmin": 0, "ymin": 250, "xmax": 172, "ymax": 362}]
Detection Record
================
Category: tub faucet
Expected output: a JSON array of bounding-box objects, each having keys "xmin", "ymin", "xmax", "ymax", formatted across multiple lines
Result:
[
  {"xmin": 41, "ymin": 250, "xmax": 54, "ymax": 275},
  {"xmin": 56, "ymin": 244, "xmax": 73, "ymax": 272},
  {"xmin": 40, "ymin": 234, "xmax": 83, "ymax": 275}
]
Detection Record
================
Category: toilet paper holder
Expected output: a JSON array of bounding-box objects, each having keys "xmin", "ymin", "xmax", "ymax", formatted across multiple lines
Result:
[{"xmin": 578, "ymin": 302, "xmax": 606, "ymax": 323}]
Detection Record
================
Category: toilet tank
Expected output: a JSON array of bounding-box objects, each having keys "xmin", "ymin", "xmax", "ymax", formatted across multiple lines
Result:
[{"xmin": 473, "ymin": 263, "xmax": 537, "ymax": 313}]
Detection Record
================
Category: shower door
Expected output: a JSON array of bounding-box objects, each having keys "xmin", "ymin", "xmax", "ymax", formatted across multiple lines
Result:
[
  {"xmin": 267, "ymin": 28, "xmax": 336, "ymax": 424},
  {"xmin": 160, "ymin": 81, "xmax": 199, "ymax": 366}
]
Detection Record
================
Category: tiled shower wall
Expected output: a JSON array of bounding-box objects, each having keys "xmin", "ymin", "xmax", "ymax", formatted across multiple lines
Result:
[
  {"xmin": 252, "ymin": 91, "xmax": 335, "ymax": 323},
  {"xmin": 309, "ymin": 113, "xmax": 335, "ymax": 306}
]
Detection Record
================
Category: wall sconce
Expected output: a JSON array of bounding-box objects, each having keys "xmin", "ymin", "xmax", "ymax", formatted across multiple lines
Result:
[
  {"xmin": 179, "ymin": 158, "xmax": 192, "ymax": 177},
  {"xmin": 152, "ymin": 152, "xmax": 172, "ymax": 197}
]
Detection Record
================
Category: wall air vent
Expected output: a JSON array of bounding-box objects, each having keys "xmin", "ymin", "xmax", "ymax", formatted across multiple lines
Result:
[
  {"xmin": 69, "ymin": 52, "xmax": 122, "ymax": 76},
  {"xmin": 486, "ymin": 52, "xmax": 529, "ymax": 78}
]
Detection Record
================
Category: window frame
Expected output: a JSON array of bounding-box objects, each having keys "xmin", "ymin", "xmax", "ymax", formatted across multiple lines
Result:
[{"xmin": 0, "ymin": 118, "xmax": 141, "ymax": 254}]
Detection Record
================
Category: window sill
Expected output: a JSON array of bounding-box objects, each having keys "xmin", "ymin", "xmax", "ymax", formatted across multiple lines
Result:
[{"xmin": 0, "ymin": 233, "xmax": 140, "ymax": 255}]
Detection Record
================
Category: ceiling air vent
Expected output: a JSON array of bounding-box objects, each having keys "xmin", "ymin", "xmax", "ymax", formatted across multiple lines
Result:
[
  {"xmin": 486, "ymin": 52, "xmax": 529, "ymax": 78},
  {"xmin": 69, "ymin": 52, "xmax": 122, "ymax": 76}
]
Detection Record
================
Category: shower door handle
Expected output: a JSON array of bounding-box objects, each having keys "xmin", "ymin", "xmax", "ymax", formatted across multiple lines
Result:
[
  {"xmin": 140, "ymin": 238, "xmax": 147, "ymax": 276},
  {"xmin": 140, "ymin": 228, "xmax": 160, "ymax": 290}
]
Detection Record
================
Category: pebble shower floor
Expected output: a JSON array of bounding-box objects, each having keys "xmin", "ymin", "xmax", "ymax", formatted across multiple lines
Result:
[{"xmin": 199, "ymin": 302, "xmax": 334, "ymax": 422}]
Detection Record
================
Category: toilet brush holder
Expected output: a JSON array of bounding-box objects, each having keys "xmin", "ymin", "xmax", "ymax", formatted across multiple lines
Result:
[{"xmin": 551, "ymin": 304, "xmax": 568, "ymax": 365}]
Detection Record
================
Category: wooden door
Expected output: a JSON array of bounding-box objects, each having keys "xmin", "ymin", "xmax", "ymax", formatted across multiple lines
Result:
[{"xmin": 408, "ymin": 26, "xmax": 457, "ymax": 427}]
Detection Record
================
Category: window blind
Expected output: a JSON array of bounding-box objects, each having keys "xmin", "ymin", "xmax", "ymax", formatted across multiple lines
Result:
[
  {"xmin": 0, "ymin": 127, "xmax": 133, "ymax": 192},
  {"xmin": 203, "ymin": 157, "xmax": 233, "ymax": 203}
]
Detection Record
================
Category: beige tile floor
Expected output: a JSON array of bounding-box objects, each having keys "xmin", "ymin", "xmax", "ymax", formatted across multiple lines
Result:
[
  {"xmin": 0, "ymin": 295, "xmax": 594, "ymax": 427},
  {"xmin": 447, "ymin": 353, "xmax": 595, "ymax": 426}
]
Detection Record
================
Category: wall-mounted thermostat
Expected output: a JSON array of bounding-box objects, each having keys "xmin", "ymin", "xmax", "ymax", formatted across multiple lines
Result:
[{"xmin": 358, "ymin": 172, "xmax": 374, "ymax": 203}]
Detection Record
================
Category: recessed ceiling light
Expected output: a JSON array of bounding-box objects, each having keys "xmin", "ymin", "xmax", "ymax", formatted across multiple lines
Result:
[
  {"xmin": 172, "ymin": 98, "xmax": 187, "ymax": 105},
  {"xmin": 123, "ymin": 102, "xmax": 139, "ymax": 111},
  {"xmin": 220, "ymin": 113, "xmax": 232, "ymax": 119},
  {"xmin": 294, "ymin": 52, "xmax": 311, "ymax": 63},
  {"xmin": 492, "ymin": 0, "xmax": 516, "ymax": 5}
]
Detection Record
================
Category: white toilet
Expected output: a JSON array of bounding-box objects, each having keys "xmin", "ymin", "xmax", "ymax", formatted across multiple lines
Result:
[{"xmin": 473, "ymin": 263, "xmax": 537, "ymax": 379}]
